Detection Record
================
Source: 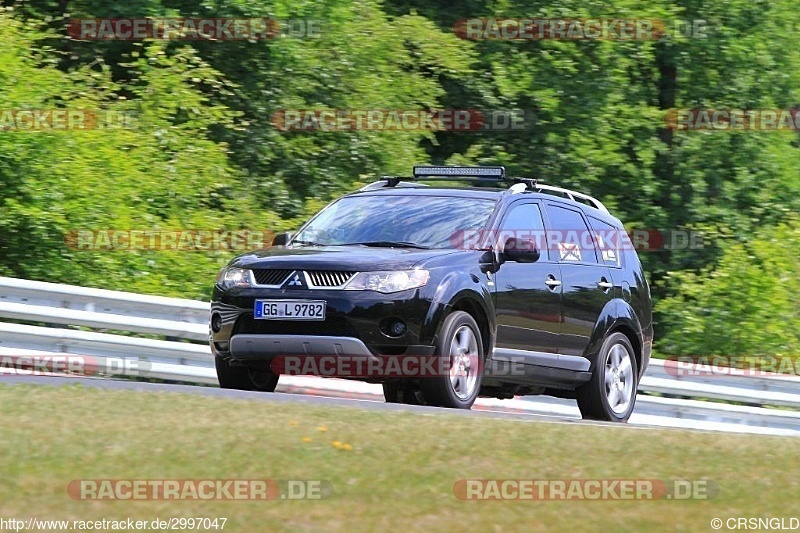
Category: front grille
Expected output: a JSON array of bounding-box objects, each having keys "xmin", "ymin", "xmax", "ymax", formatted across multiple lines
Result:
[
  {"xmin": 252, "ymin": 269, "xmax": 292, "ymax": 286},
  {"xmin": 307, "ymin": 270, "xmax": 356, "ymax": 287}
]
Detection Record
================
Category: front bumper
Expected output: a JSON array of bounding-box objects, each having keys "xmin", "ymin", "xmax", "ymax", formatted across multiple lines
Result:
[{"xmin": 210, "ymin": 285, "xmax": 442, "ymax": 361}]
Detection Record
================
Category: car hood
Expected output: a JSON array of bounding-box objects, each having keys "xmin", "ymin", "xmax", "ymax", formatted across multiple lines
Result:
[{"xmin": 231, "ymin": 245, "xmax": 461, "ymax": 271}]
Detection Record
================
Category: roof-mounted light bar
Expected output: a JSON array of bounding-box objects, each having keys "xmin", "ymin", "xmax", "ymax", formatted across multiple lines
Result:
[{"xmin": 413, "ymin": 165, "xmax": 506, "ymax": 179}]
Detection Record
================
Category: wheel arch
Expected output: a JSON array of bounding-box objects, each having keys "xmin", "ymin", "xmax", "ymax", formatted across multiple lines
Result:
[
  {"xmin": 585, "ymin": 298, "xmax": 645, "ymax": 377},
  {"xmin": 421, "ymin": 267, "xmax": 495, "ymax": 358},
  {"xmin": 449, "ymin": 295, "xmax": 493, "ymax": 359}
]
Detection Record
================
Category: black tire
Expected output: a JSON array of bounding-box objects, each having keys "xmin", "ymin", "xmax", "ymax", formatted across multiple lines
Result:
[
  {"xmin": 382, "ymin": 380, "xmax": 425, "ymax": 405},
  {"xmin": 215, "ymin": 356, "xmax": 279, "ymax": 392},
  {"xmin": 577, "ymin": 332, "xmax": 639, "ymax": 422},
  {"xmin": 420, "ymin": 311, "xmax": 484, "ymax": 409}
]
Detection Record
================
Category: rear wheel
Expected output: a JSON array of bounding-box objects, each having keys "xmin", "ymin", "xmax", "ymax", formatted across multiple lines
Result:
[
  {"xmin": 577, "ymin": 332, "xmax": 638, "ymax": 422},
  {"xmin": 215, "ymin": 356, "xmax": 279, "ymax": 392},
  {"xmin": 420, "ymin": 311, "xmax": 484, "ymax": 409}
]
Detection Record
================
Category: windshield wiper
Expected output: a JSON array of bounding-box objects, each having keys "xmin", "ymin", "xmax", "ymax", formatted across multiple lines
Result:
[
  {"xmin": 343, "ymin": 241, "xmax": 432, "ymax": 249},
  {"xmin": 291, "ymin": 239, "xmax": 325, "ymax": 247}
]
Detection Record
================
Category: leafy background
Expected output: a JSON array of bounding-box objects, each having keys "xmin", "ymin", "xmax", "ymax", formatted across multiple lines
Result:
[{"xmin": 1, "ymin": 0, "xmax": 798, "ymax": 358}]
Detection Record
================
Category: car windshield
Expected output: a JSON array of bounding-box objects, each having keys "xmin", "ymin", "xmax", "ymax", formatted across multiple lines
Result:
[{"xmin": 292, "ymin": 194, "xmax": 496, "ymax": 249}]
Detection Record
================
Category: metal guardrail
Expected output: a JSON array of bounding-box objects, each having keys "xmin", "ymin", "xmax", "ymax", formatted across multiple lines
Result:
[
  {"xmin": 1, "ymin": 276, "xmax": 799, "ymax": 435},
  {"xmin": 0, "ymin": 276, "xmax": 208, "ymax": 324}
]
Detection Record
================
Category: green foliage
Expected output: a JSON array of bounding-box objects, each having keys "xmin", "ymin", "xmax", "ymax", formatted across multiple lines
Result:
[
  {"xmin": 1, "ymin": 0, "xmax": 799, "ymax": 357},
  {"xmin": 0, "ymin": 13, "xmax": 254, "ymax": 297},
  {"xmin": 657, "ymin": 219, "xmax": 800, "ymax": 356}
]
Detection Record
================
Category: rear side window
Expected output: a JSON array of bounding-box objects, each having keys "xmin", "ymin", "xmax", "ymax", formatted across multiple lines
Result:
[
  {"xmin": 588, "ymin": 217, "xmax": 623, "ymax": 268},
  {"xmin": 543, "ymin": 204, "xmax": 599, "ymax": 264}
]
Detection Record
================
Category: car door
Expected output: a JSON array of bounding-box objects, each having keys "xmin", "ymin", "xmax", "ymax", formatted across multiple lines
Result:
[
  {"xmin": 492, "ymin": 201, "xmax": 563, "ymax": 354},
  {"xmin": 542, "ymin": 202, "xmax": 615, "ymax": 357}
]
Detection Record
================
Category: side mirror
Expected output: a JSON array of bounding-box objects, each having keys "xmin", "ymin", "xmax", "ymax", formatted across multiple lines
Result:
[
  {"xmin": 271, "ymin": 231, "xmax": 294, "ymax": 247},
  {"xmin": 502, "ymin": 238, "xmax": 540, "ymax": 263}
]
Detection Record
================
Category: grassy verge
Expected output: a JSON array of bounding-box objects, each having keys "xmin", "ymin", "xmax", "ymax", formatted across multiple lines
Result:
[{"xmin": 1, "ymin": 383, "xmax": 798, "ymax": 532}]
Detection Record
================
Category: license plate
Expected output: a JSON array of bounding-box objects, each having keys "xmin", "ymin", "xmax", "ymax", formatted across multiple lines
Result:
[{"xmin": 254, "ymin": 299, "xmax": 326, "ymax": 320}]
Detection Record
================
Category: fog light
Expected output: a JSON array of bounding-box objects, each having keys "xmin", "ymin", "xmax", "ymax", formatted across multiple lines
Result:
[
  {"xmin": 211, "ymin": 313, "xmax": 223, "ymax": 333},
  {"xmin": 388, "ymin": 319, "xmax": 406, "ymax": 337}
]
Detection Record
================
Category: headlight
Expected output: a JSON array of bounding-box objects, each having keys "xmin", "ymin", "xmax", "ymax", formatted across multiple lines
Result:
[
  {"xmin": 215, "ymin": 267, "xmax": 252, "ymax": 290},
  {"xmin": 344, "ymin": 270, "xmax": 429, "ymax": 293}
]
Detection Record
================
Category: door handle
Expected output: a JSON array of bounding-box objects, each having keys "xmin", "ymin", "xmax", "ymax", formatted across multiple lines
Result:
[
  {"xmin": 597, "ymin": 278, "xmax": 613, "ymax": 290},
  {"xmin": 545, "ymin": 275, "xmax": 562, "ymax": 288}
]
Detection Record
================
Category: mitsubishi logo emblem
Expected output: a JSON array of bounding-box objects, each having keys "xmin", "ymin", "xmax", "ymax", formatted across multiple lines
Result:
[{"xmin": 287, "ymin": 272, "xmax": 303, "ymax": 287}]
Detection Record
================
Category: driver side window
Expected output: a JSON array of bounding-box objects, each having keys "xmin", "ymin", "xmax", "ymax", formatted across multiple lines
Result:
[{"xmin": 498, "ymin": 202, "xmax": 548, "ymax": 260}]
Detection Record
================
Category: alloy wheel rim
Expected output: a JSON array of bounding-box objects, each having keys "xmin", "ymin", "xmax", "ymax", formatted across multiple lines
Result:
[
  {"xmin": 605, "ymin": 343, "xmax": 634, "ymax": 415},
  {"xmin": 449, "ymin": 325, "xmax": 479, "ymax": 400}
]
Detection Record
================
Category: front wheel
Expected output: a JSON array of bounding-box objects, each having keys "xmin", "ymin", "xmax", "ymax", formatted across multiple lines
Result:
[
  {"xmin": 577, "ymin": 332, "xmax": 638, "ymax": 422},
  {"xmin": 215, "ymin": 356, "xmax": 279, "ymax": 392},
  {"xmin": 420, "ymin": 311, "xmax": 484, "ymax": 409}
]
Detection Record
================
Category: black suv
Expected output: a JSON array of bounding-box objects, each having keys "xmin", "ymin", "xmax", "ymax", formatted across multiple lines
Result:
[{"xmin": 210, "ymin": 166, "xmax": 653, "ymax": 422}]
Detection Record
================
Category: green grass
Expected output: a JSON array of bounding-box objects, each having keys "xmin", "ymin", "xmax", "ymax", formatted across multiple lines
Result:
[{"xmin": 1, "ymin": 383, "xmax": 799, "ymax": 532}]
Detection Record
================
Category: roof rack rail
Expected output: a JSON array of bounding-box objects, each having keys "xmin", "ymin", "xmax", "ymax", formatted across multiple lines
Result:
[{"xmin": 527, "ymin": 183, "xmax": 609, "ymax": 213}]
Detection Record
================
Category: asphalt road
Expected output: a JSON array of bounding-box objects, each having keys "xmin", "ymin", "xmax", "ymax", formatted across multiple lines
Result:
[
  {"xmin": 1, "ymin": 374, "xmax": 632, "ymax": 430},
  {"xmin": 6, "ymin": 373, "xmax": 799, "ymax": 436}
]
